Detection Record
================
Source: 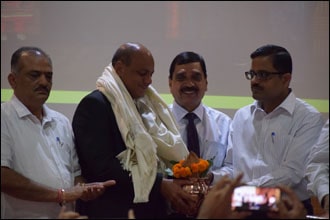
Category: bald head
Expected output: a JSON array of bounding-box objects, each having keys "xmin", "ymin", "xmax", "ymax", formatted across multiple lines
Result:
[
  {"xmin": 111, "ymin": 42, "xmax": 154, "ymax": 99},
  {"xmin": 111, "ymin": 42, "xmax": 152, "ymax": 66}
]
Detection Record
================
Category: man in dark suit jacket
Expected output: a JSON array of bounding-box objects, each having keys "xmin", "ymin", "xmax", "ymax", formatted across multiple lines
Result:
[{"xmin": 72, "ymin": 42, "xmax": 195, "ymax": 218}]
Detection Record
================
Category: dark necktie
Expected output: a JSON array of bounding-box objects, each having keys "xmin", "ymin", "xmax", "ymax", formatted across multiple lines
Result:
[{"xmin": 185, "ymin": 112, "xmax": 200, "ymax": 157}]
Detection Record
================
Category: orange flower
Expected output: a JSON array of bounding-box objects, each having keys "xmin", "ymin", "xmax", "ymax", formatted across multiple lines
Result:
[{"xmin": 172, "ymin": 151, "xmax": 211, "ymax": 178}]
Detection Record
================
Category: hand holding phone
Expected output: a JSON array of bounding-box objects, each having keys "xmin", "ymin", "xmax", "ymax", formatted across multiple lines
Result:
[{"xmin": 231, "ymin": 185, "xmax": 281, "ymax": 212}]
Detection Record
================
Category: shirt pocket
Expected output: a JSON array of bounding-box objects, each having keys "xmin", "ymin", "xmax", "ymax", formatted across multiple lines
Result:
[
  {"xmin": 202, "ymin": 140, "xmax": 227, "ymax": 170},
  {"xmin": 268, "ymin": 134, "xmax": 294, "ymax": 166}
]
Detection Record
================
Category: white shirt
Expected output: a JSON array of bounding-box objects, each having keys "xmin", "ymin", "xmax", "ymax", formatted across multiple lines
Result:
[
  {"xmin": 305, "ymin": 119, "xmax": 329, "ymax": 204},
  {"xmin": 169, "ymin": 101, "xmax": 232, "ymax": 173},
  {"xmin": 214, "ymin": 92, "xmax": 325, "ymax": 201},
  {"xmin": 1, "ymin": 95, "xmax": 81, "ymax": 218}
]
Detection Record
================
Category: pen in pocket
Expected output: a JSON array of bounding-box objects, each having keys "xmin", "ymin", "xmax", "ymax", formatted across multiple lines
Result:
[
  {"xmin": 56, "ymin": 137, "xmax": 64, "ymax": 147},
  {"xmin": 271, "ymin": 132, "xmax": 275, "ymax": 144}
]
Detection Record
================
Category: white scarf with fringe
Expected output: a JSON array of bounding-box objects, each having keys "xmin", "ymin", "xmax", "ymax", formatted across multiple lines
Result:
[{"xmin": 96, "ymin": 63, "xmax": 188, "ymax": 203}]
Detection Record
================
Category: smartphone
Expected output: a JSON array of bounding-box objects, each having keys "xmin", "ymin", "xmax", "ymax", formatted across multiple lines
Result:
[{"xmin": 231, "ymin": 185, "xmax": 281, "ymax": 212}]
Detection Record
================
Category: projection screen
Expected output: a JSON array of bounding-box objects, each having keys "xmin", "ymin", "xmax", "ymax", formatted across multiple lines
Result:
[{"xmin": 1, "ymin": 1, "xmax": 328, "ymax": 121}]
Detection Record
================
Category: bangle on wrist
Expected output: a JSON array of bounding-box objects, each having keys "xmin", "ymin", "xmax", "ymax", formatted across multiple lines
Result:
[{"xmin": 57, "ymin": 188, "xmax": 65, "ymax": 206}]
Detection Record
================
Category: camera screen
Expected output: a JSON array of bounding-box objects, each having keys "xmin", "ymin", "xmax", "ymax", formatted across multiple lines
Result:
[{"xmin": 231, "ymin": 185, "xmax": 281, "ymax": 212}]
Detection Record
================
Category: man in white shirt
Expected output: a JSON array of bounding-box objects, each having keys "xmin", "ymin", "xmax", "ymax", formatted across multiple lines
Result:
[
  {"xmin": 305, "ymin": 119, "xmax": 329, "ymax": 217},
  {"xmin": 1, "ymin": 47, "xmax": 115, "ymax": 218},
  {"xmin": 213, "ymin": 44, "xmax": 325, "ymax": 216},
  {"xmin": 168, "ymin": 51, "xmax": 232, "ymax": 185}
]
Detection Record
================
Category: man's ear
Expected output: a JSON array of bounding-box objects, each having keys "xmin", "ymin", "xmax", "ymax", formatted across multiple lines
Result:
[
  {"xmin": 113, "ymin": 60, "xmax": 124, "ymax": 76},
  {"xmin": 8, "ymin": 73, "xmax": 17, "ymax": 89},
  {"xmin": 205, "ymin": 79, "xmax": 208, "ymax": 92},
  {"xmin": 169, "ymin": 78, "xmax": 172, "ymax": 88},
  {"xmin": 282, "ymin": 73, "xmax": 291, "ymax": 87}
]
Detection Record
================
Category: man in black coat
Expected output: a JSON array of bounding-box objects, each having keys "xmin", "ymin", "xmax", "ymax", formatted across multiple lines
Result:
[{"xmin": 72, "ymin": 42, "xmax": 195, "ymax": 218}]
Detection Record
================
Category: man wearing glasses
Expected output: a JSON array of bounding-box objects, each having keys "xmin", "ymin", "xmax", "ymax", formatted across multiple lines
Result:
[{"xmin": 213, "ymin": 44, "xmax": 325, "ymax": 217}]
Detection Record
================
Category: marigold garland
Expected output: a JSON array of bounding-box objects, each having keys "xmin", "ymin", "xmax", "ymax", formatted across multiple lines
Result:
[{"xmin": 172, "ymin": 151, "xmax": 211, "ymax": 178}]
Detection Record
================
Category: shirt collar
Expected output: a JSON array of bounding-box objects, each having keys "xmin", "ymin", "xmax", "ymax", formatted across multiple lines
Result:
[
  {"xmin": 11, "ymin": 95, "xmax": 54, "ymax": 123},
  {"xmin": 250, "ymin": 89, "xmax": 296, "ymax": 116},
  {"xmin": 172, "ymin": 101, "xmax": 204, "ymax": 121}
]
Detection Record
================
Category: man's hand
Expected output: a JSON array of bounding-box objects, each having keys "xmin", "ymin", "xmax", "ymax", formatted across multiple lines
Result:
[
  {"xmin": 161, "ymin": 178, "xmax": 198, "ymax": 215},
  {"xmin": 58, "ymin": 205, "xmax": 88, "ymax": 219},
  {"xmin": 321, "ymin": 194, "xmax": 329, "ymax": 218},
  {"xmin": 64, "ymin": 180, "xmax": 116, "ymax": 202},
  {"xmin": 267, "ymin": 184, "xmax": 307, "ymax": 219},
  {"xmin": 197, "ymin": 173, "xmax": 251, "ymax": 219}
]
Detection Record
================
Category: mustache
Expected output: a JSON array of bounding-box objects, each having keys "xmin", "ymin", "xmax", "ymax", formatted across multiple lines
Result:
[
  {"xmin": 251, "ymin": 85, "xmax": 263, "ymax": 91},
  {"xmin": 181, "ymin": 86, "xmax": 198, "ymax": 93},
  {"xmin": 35, "ymin": 86, "xmax": 50, "ymax": 93}
]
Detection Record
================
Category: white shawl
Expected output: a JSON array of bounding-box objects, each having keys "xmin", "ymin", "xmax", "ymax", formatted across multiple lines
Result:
[{"xmin": 96, "ymin": 63, "xmax": 188, "ymax": 203}]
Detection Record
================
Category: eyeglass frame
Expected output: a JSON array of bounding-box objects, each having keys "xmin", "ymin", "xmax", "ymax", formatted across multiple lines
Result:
[{"xmin": 244, "ymin": 70, "xmax": 285, "ymax": 81}]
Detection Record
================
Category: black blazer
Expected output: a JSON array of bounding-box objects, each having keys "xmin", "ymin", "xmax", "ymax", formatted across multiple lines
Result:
[{"xmin": 72, "ymin": 90, "xmax": 166, "ymax": 218}]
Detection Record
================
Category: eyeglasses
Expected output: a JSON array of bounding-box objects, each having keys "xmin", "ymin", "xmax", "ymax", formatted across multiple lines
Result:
[{"xmin": 245, "ymin": 70, "xmax": 283, "ymax": 81}]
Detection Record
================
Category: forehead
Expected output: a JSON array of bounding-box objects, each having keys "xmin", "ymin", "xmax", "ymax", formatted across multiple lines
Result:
[
  {"xmin": 129, "ymin": 51, "xmax": 154, "ymax": 70},
  {"xmin": 173, "ymin": 62, "xmax": 203, "ymax": 73},
  {"xmin": 18, "ymin": 53, "xmax": 52, "ymax": 72},
  {"xmin": 251, "ymin": 56, "xmax": 275, "ymax": 70}
]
